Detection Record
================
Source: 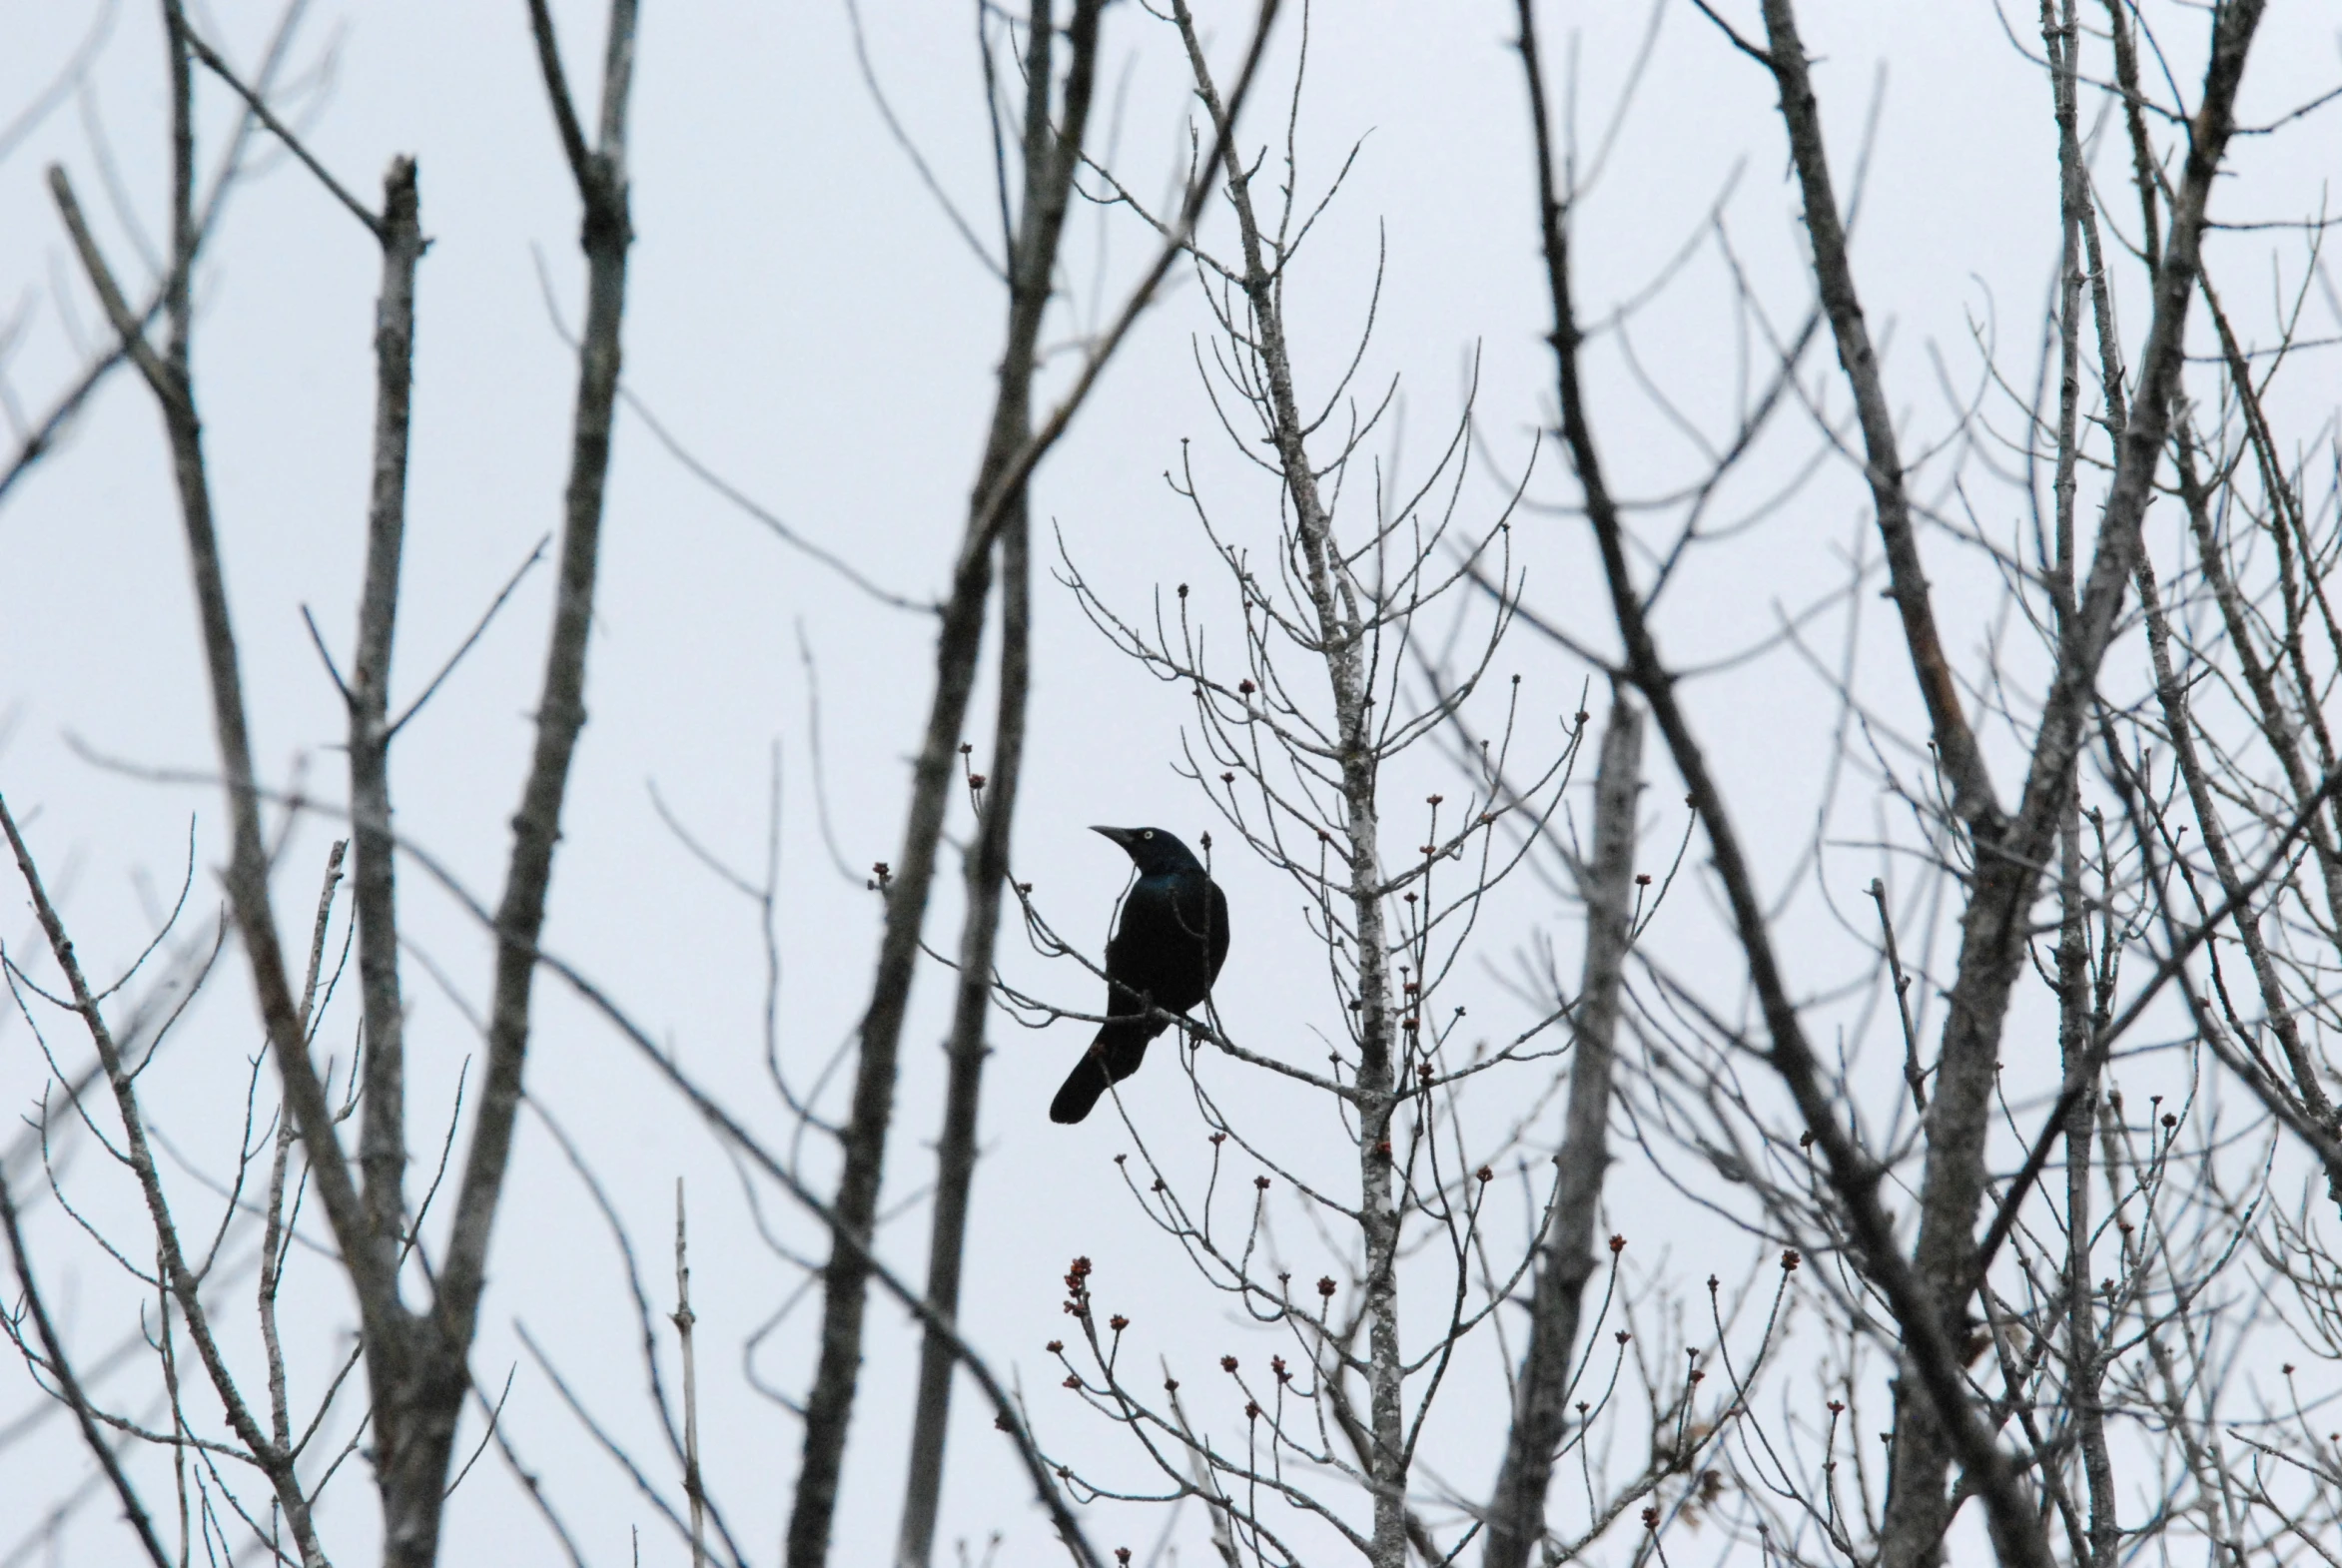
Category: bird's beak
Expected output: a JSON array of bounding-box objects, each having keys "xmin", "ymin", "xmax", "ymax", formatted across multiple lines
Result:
[{"xmin": 1090, "ymin": 825, "xmax": 1136, "ymax": 849}]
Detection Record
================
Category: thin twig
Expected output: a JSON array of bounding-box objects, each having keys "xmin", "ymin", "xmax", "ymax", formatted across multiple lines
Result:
[{"xmin": 673, "ymin": 1179, "xmax": 705, "ymax": 1568}]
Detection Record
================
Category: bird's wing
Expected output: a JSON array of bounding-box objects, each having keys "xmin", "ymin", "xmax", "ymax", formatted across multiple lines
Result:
[
  {"xmin": 1103, "ymin": 888, "xmax": 1170, "ymax": 1016},
  {"xmin": 1204, "ymin": 880, "xmax": 1230, "ymax": 984}
]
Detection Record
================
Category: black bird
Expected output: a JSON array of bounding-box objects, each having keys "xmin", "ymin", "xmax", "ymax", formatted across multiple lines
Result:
[{"xmin": 1051, "ymin": 826, "xmax": 1230, "ymax": 1125}]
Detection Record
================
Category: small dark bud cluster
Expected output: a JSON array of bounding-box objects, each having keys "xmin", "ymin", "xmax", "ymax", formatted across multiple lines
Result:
[
  {"xmin": 1642, "ymin": 1506, "xmax": 1660, "ymax": 1531},
  {"xmin": 1271, "ymin": 1355, "xmax": 1290, "ymax": 1384},
  {"xmin": 1244, "ymin": 1400, "xmax": 1261, "ymax": 1420},
  {"xmin": 1048, "ymin": 1339, "xmax": 1065, "ymax": 1354},
  {"xmin": 1634, "ymin": 872, "xmax": 1652, "ymax": 887},
  {"xmin": 1063, "ymin": 1256, "xmax": 1094, "ymax": 1319},
  {"xmin": 1253, "ymin": 1175, "xmax": 1270, "ymax": 1191},
  {"xmin": 1220, "ymin": 1355, "xmax": 1239, "ymax": 1373},
  {"xmin": 1238, "ymin": 678, "xmax": 1255, "ymax": 694},
  {"xmin": 1781, "ymin": 1248, "xmax": 1802, "ymax": 1272},
  {"xmin": 1476, "ymin": 1166, "xmax": 1493, "ymax": 1183},
  {"xmin": 1608, "ymin": 1233, "xmax": 1627, "ymax": 1254},
  {"xmin": 1316, "ymin": 1276, "xmax": 1337, "ymax": 1299},
  {"xmin": 868, "ymin": 861, "xmax": 892, "ymax": 891},
  {"xmin": 1109, "ymin": 1314, "xmax": 1129, "ymax": 1332}
]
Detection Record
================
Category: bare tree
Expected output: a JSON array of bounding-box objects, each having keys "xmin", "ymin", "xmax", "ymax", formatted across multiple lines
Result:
[
  {"xmin": 6, "ymin": 0, "xmax": 643, "ymax": 1560},
  {"xmin": 1486, "ymin": 0, "xmax": 2342, "ymax": 1562},
  {"xmin": 1016, "ymin": 9, "xmax": 1804, "ymax": 1565},
  {"xmin": 5, "ymin": 1, "xmax": 2340, "ymax": 1565}
]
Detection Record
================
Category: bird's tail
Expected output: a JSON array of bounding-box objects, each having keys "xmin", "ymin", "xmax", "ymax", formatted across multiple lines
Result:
[{"xmin": 1049, "ymin": 1020, "xmax": 1156, "ymax": 1125}]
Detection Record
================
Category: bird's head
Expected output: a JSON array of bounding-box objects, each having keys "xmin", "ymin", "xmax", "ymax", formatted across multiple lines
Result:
[{"xmin": 1091, "ymin": 825, "xmax": 1206, "ymax": 878}]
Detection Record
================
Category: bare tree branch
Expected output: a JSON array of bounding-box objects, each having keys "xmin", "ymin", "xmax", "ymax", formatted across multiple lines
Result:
[
  {"xmin": 1745, "ymin": 0, "xmax": 2001, "ymax": 838},
  {"xmin": 791, "ymin": 7, "xmax": 1103, "ymax": 1564},
  {"xmin": 1482, "ymin": 695, "xmax": 1641, "ymax": 1568},
  {"xmin": 0, "ymin": 1134, "xmax": 171, "ymax": 1568}
]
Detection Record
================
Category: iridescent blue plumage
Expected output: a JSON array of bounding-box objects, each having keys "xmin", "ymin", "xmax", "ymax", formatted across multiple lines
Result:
[{"xmin": 1050, "ymin": 826, "xmax": 1230, "ymax": 1124}]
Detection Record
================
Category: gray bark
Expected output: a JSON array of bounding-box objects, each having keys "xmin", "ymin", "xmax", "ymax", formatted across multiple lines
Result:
[
  {"xmin": 383, "ymin": 6, "xmax": 640, "ymax": 1561},
  {"xmin": 1871, "ymin": 3, "xmax": 2264, "ymax": 1554},
  {"xmin": 1167, "ymin": 4, "xmax": 1406, "ymax": 1556},
  {"xmin": 787, "ymin": 7, "xmax": 1101, "ymax": 1565},
  {"xmin": 1515, "ymin": 0, "xmax": 2080, "ymax": 1559},
  {"xmin": 897, "ymin": 471, "xmax": 1034, "ymax": 1568},
  {"xmin": 1482, "ymin": 698, "xmax": 1642, "ymax": 1568},
  {"xmin": 352, "ymin": 156, "xmax": 421, "ymax": 1312}
]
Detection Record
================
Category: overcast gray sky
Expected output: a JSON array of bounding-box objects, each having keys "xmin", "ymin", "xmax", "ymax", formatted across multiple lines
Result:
[{"xmin": 4, "ymin": 2, "xmax": 2339, "ymax": 1562}]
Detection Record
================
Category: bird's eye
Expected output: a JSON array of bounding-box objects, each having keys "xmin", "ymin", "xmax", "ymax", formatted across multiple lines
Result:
[{"xmin": 1142, "ymin": 830, "xmax": 1154, "ymax": 839}]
